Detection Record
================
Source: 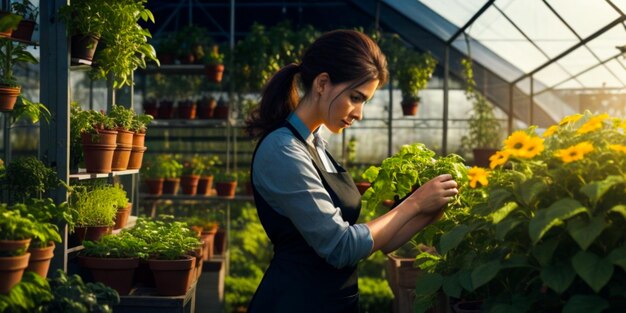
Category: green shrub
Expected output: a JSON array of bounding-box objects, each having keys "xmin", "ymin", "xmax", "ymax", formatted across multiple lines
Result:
[{"xmin": 358, "ymin": 277, "xmax": 393, "ymax": 313}]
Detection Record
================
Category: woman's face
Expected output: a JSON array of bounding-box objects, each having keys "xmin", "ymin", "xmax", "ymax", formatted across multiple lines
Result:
[{"xmin": 321, "ymin": 79, "xmax": 379, "ymax": 133}]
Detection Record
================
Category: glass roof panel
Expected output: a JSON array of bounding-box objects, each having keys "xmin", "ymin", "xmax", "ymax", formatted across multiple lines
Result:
[
  {"xmin": 467, "ymin": 6, "xmax": 548, "ymax": 72},
  {"xmin": 574, "ymin": 65, "xmax": 624, "ymax": 88},
  {"xmin": 418, "ymin": 0, "xmax": 489, "ymax": 30},
  {"xmin": 534, "ymin": 62, "xmax": 573, "ymax": 89},
  {"xmin": 546, "ymin": 0, "xmax": 619, "ymax": 39},
  {"xmin": 497, "ymin": 0, "xmax": 578, "ymax": 58},
  {"xmin": 609, "ymin": 0, "xmax": 626, "ymax": 13},
  {"xmin": 554, "ymin": 78, "xmax": 584, "ymax": 90},
  {"xmin": 604, "ymin": 59, "xmax": 626, "ymax": 84},
  {"xmin": 557, "ymin": 46, "xmax": 599, "ymax": 77},
  {"xmin": 586, "ymin": 23, "xmax": 626, "ymax": 60}
]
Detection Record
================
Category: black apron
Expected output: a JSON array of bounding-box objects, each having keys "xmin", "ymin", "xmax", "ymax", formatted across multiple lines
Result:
[{"xmin": 247, "ymin": 122, "xmax": 363, "ymax": 313}]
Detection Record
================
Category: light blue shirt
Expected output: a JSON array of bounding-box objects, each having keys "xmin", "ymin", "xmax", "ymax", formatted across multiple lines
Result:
[{"xmin": 252, "ymin": 113, "xmax": 374, "ymax": 268}]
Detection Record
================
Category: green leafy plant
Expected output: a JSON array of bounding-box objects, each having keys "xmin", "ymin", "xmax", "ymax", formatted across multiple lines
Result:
[
  {"xmin": 0, "ymin": 13, "xmax": 22, "ymax": 34},
  {"xmin": 203, "ymin": 45, "xmax": 224, "ymax": 66},
  {"xmin": 129, "ymin": 113, "xmax": 153, "ymax": 134},
  {"xmin": 414, "ymin": 111, "xmax": 626, "ymax": 312},
  {"xmin": 10, "ymin": 200, "xmax": 63, "ymax": 249},
  {"xmin": 0, "ymin": 206, "xmax": 35, "ymax": 255},
  {"xmin": 141, "ymin": 154, "xmax": 182, "ymax": 179},
  {"xmin": 459, "ymin": 58, "xmax": 503, "ymax": 151},
  {"xmin": 11, "ymin": 96, "xmax": 51, "ymax": 125},
  {"xmin": 181, "ymin": 155, "xmax": 205, "ymax": 176},
  {"xmin": 128, "ymin": 217, "xmax": 200, "ymax": 260},
  {"xmin": 108, "ymin": 104, "xmax": 134, "ymax": 131},
  {"xmin": 68, "ymin": 184, "xmax": 119, "ymax": 229},
  {"xmin": 0, "ymin": 271, "xmax": 52, "ymax": 313},
  {"xmin": 82, "ymin": 232, "xmax": 148, "ymax": 259},
  {"xmin": 42, "ymin": 269, "xmax": 120, "ymax": 313},
  {"xmin": 2, "ymin": 156, "xmax": 60, "ymax": 202},
  {"xmin": 108, "ymin": 183, "xmax": 128, "ymax": 210},
  {"xmin": 214, "ymin": 168, "xmax": 237, "ymax": 183},
  {"xmin": 11, "ymin": 0, "xmax": 38, "ymax": 21},
  {"xmin": 58, "ymin": 0, "xmax": 107, "ymax": 37},
  {"xmin": 198, "ymin": 155, "xmax": 221, "ymax": 177},
  {"xmin": 0, "ymin": 39, "xmax": 38, "ymax": 88}
]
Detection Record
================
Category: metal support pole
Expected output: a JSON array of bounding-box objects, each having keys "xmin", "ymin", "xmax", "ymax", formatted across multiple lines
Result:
[
  {"xmin": 508, "ymin": 84, "xmax": 513, "ymax": 134},
  {"xmin": 530, "ymin": 76, "xmax": 534, "ymax": 125},
  {"xmin": 3, "ymin": 114, "xmax": 10, "ymax": 164},
  {"xmin": 387, "ymin": 71, "xmax": 393, "ymax": 157},
  {"xmin": 442, "ymin": 46, "xmax": 450, "ymax": 155}
]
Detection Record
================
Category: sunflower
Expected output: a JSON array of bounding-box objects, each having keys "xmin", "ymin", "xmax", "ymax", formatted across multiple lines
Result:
[
  {"xmin": 503, "ymin": 131, "xmax": 531, "ymax": 157},
  {"xmin": 521, "ymin": 136, "xmax": 545, "ymax": 159},
  {"xmin": 559, "ymin": 114, "xmax": 583, "ymax": 126},
  {"xmin": 489, "ymin": 150, "xmax": 510, "ymax": 169},
  {"xmin": 576, "ymin": 114, "xmax": 609, "ymax": 135},
  {"xmin": 555, "ymin": 141, "xmax": 594, "ymax": 163},
  {"xmin": 609, "ymin": 144, "xmax": 626, "ymax": 154},
  {"xmin": 542, "ymin": 125, "xmax": 558, "ymax": 137},
  {"xmin": 468, "ymin": 166, "xmax": 489, "ymax": 188}
]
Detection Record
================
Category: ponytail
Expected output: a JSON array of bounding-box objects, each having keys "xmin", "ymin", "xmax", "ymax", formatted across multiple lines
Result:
[{"xmin": 245, "ymin": 63, "xmax": 300, "ymax": 138}]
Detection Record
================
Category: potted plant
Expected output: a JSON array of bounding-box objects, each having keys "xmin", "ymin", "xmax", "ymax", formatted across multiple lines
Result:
[
  {"xmin": 0, "ymin": 39, "xmax": 38, "ymax": 112},
  {"xmin": 459, "ymin": 58, "xmax": 503, "ymax": 168},
  {"xmin": 1, "ymin": 156, "xmax": 60, "ymax": 203},
  {"xmin": 0, "ymin": 12, "xmax": 21, "ymax": 38},
  {"xmin": 109, "ymin": 184, "xmax": 130, "ymax": 230},
  {"xmin": 155, "ymin": 32, "xmax": 178, "ymax": 65},
  {"xmin": 160, "ymin": 155, "xmax": 183, "ymax": 195},
  {"xmin": 395, "ymin": 52, "xmax": 437, "ymax": 116},
  {"xmin": 127, "ymin": 113, "xmax": 153, "ymax": 170},
  {"xmin": 413, "ymin": 111, "xmax": 626, "ymax": 313},
  {"xmin": 178, "ymin": 99, "xmax": 197, "ymax": 119},
  {"xmin": 78, "ymin": 110, "xmax": 118, "ymax": 173},
  {"xmin": 204, "ymin": 45, "xmax": 225, "ymax": 83},
  {"xmin": 58, "ymin": 0, "xmax": 107, "ymax": 62},
  {"xmin": 140, "ymin": 156, "xmax": 165, "ymax": 196},
  {"xmin": 196, "ymin": 155, "xmax": 221, "ymax": 195},
  {"xmin": 0, "ymin": 271, "xmax": 52, "ymax": 311},
  {"xmin": 10, "ymin": 0, "xmax": 38, "ymax": 41},
  {"xmin": 68, "ymin": 184, "xmax": 119, "ymax": 244},
  {"xmin": 108, "ymin": 104, "xmax": 135, "ymax": 171},
  {"xmin": 197, "ymin": 96, "xmax": 217, "ymax": 119},
  {"xmin": 213, "ymin": 96, "xmax": 229, "ymax": 120},
  {"xmin": 214, "ymin": 168, "xmax": 237, "ymax": 198},
  {"xmin": 180, "ymin": 155, "xmax": 204, "ymax": 195},
  {"xmin": 79, "ymin": 233, "xmax": 147, "ymax": 295},
  {"xmin": 0, "ymin": 207, "xmax": 35, "ymax": 293},
  {"xmin": 43, "ymin": 269, "xmax": 120, "ymax": 312},
  {"xmin": 349, "ymin": 165, "xmax": 371, "ymax": 195}
]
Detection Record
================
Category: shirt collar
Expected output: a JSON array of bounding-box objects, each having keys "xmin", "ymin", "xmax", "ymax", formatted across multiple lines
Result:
[{"xmin": 287, "ymin": 112, "xmax": 315, "ymax": 145}]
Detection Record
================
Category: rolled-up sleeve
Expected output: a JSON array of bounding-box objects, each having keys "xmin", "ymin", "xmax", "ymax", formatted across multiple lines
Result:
[{"xmin": 253, "ymin": 129, "xmax": 373, "ymax": 268}]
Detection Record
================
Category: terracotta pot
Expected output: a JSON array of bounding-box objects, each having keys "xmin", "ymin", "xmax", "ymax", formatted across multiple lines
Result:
[
  {"xmin": 215, "ymin": 181, "xmax": 237, "ymax": 197},
  {"xmin": 197, "ymin": 98, "xmax": 217, "ymax": 119},
  {"xmin": 0, "ymin": 12, "xmax": 14, "ymax": 38},
  {"xmin": 472, "ymin": 148, "xmax": 499, "ymax": 168},
  {"xmin": 144, "ymin": 178, "xmax": 164, "ymax": 195},
  {"xmin": 82, "ymin": 143, "xmax": 116, "ymax": 173},
  {"xmin": 0, "ymin": 239, "xmax": 31, "ymax": 255},
  {"xmin": 133, "ymin": 260, "xmax": 155, "ymax": 288},
  {"xmin": 79, "ymin": 256, "xmax": 139, "ymax": 295},
  {"xmin": 114, "ymin": 203, "xmax": 132, "ymax": 230},
  {"xmin": 26, "ymin": 243, "xmax": 55, "ymax": 278},
  {"xmin": 401, "ymin": 99, "xmax": 419, "ymax": 116},
  {"xmin": 111, "ymin": 144, "xmax": 132, "ymax": 171},
  {"xmin": 0, "ymin": 86, "xmax": 21, "ymax": 112},
  {"xmin": 127, "ymin": 146, "xmax": 147, "ymax": 170},
  {"xmin": 0, "ymin": 253, "xmax": 30, "ymax": 294},
  {"xmin": 213, "ymin": 106, "xmax": 229, "ymax": 119},
  {"xmin": 73, "ymin": 226, "xmax": 112, "ymax": 244},
  {"xmin": 196, "ymin": 176, "xmax": 214, "ymax": 195},
  {"xmin": 213, "ymin": 228, "xmax": 227, "ymax": 256},
  {"xmin": 115, "ymin": 129, "xmax": 134, "ymax": 146},
  {"xmin": 148, "ymin": 256, "xmax": 195, "ymax": 296},
  {"xmin": 143, "ymin": 100, "xmax": 158, "ymax": 119},
  {"xmin": 178, "ymin": 100, "xmax": 197, "ymax": 119},
  {"xmin": 157, "ymin": 100, "xmax": 175, "ymax": 119},
  {"xmin": 163, "ymin": 178, "xmax": 180, "ymax": 195},
  {"xmin": 132, "ymin": 132, "xmax": 146, "ymax": 148},
  {"xmin": 355, "ymin": 182, "xmax": 371, "ymax": 195},
  {"xmin": 201, "ymin": 225, "xmax": 219, "ymax": 261},
  {"xmin": 12, "ymin": 19, "xmax": 36, "ymax": 41},
  {"xmin": 81, "ymin": 129, "xmax": 118, "ymax": 146},
  {"xmin": 205, "ymin": 64, "xmax": 225, "ymax": 83},
  {"xmin": 180, "ymin": 175, "xmax": 200, "ymax": 195},
  {"xmin": 70, "ymin": 34, "xmax": 99, "ymax": 62}
]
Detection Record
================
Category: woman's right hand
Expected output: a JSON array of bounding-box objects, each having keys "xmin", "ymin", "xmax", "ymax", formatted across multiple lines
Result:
[{"xmin": 406, "ymin": 174, "xmax": 458, "ymax": 216}]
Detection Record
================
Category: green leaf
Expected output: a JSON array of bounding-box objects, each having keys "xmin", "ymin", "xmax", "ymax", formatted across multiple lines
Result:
[
  {"xmin": 563, "ymin": 295, "xmax": 609, "ymax": 313},
  {"xmin": 607, "ymin": 246, "xmax": 626, "ymax": 271},
  {"xmin": 572, "ymin": 250, "xmax": 613, "ymax": 293},
  {"xmin": 532, "ymin": 238, "xmax": 560, "ymax": 267},
  {"xmin": 414, "ymin": 272, "xmax": 442, "ymax": 297},
  {"xmin": 501, "ymin": 254, "xmax": 529, "ymax": 269},
  {"xmin": 520, "ymin": 178, "xmax": 548, "ymax": 206},
  {"xmin": 495, "ymin": 215, "xmax": 523, "ymax": 241},
  {"xmin": 488, "ymin": 188, "xmax": 512, "ymax": 213},
  {"xmin": 458, "ymin": 270, "xmax": 475, "ymax": 292},
  {"xmin": 580, "ymin": 175, "xmax": 624, "ymax": 206},
  {"xmin": 540, "ymin": 262, "xmax": 576, "ymax": 293},
  {"xmin": 439, "ymin": 224, "xmax": 471, "ymax": 254},
  {"xmin": 442, "ymin": 273, "xmax": 462, "ymax": 298},
  {"xmin": 490, "ymin": 202, "xmax": 519, "ymax": 224},
  {"xmin": 528, "ymin": 198, "xmax": 589, "ymax": 244},
  {"xmin": 609, "ymin": 205, "xmax": 626, "ymax": 220},
  {"xmin": 567, "ymin": 215, "xmax": 606, "ymax": 250},
  {"xmin": 413, "ymin": 295, "xmax": 435, "ymax": 313},
  {"xmin": 471, "ymin": 260, "xmax": 501, "ymax": 289}
]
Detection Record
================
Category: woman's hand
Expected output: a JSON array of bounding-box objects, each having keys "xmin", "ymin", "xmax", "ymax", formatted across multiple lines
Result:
[{"xmin": 406, "ymin": 174, "xmax": 458, "ymax": 216}]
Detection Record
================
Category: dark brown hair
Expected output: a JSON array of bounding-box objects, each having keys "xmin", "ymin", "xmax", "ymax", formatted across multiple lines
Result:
[{"xmin": 245, "ymin": 29, "xmax": 388, "ymax": 138}]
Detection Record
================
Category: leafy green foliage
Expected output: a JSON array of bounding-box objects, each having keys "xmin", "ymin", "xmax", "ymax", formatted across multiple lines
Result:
[
  {"xmin": 0, "ymin": 38, "xmax": 38, "ymax": 86},
  {"xmin": 127, "ymin": 216, "xmax": 201, "ymax": 260},
  {"xmin": 11, "ymin": 96, "xmax": 51, "ymax": 125},
  {"xmin": 8, "ymin": 198, "xmax": 69, "ymax": 248},
  {"xmin": 58, "ymin": 0, "xmax": 107, "ymax": 37},
  {"xmin": 108, "ymin": 104, "xmax": 134, "ymax": 131},
  {"xmin": 11, "ymin": 0, "xmax": 38, "ymax": 21},
  {"xmin": 0, "ymin": 207, "xmax": 35, "ymax": 252},
  {"xmin": 2, "ymin": 156, "xmax": 60, "ymax": 203},
  {"xmin": 129, "ymin": 113, "xmax": 153, "ymax": 133},
  {"xmin": 68, "ymin": 184, "xmax": 119, "ymax": 229},
  {"xmin": 0, "ymin": 271, "xmax": 52, "ymax": 313},
  {"xmin": 203, "ymin": 45, "xmax": 224, "ymax": 65},
  {"xmin": 42, "ymin": 269, "xmax": 120, "ymax": 313},
  {"xmin": 141, "ymin": 154, "xmax": 183, "ymax": 179},
  {"xmin": 358, "ymin": 277, "xmax": 393, "ymax": 313},
  {"xmin": 82, "ymin": 232, "xmax": 148, "ymax": 259}
]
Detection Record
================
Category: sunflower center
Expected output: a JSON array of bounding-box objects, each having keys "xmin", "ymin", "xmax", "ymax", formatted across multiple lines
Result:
[{"xmin": 513, "ymin": 143, "xmax": 524, "ymax": 149}]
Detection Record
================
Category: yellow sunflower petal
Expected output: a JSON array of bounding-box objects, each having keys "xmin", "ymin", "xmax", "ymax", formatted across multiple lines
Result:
[
  {"xmin": 559, "ymin": 114, "xmax": 583, "ymax": 125},
  {"xmin": 542, "ymin": 125, "xmax": 558, "ymax": 137}
]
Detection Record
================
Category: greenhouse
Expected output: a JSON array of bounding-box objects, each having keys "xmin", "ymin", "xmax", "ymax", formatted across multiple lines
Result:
[{"xmin": 0, "ymin": 0, "xmax": 625, "ymax": 313}]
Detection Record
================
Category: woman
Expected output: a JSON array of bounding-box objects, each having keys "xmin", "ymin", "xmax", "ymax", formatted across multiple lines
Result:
[{"xmin": 246, "ymin": 30, "xmax": 458, "ymax": 312}]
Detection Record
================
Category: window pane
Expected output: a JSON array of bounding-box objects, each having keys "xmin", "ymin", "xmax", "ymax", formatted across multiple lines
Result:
[
  {"xmin": 558, "ymin": 46, "xmax": 598, "ymax": 76},
  {"xmin": 534, "ymin": 62, "xmax": 573, "ymax": 89},
  {"xmin": 554, "ymin": 78, "xmax": 584, "ymax": 90},
  {"xmin": 575, "ymin": 65, "xmax": 624, "ymax": 88},
  {"xmin": 586, "ymin": 23, "xmax": 626, "ymax": 60},
  {"xmin": 546, "ymin": 0, "xmax": 619, "ymax": 38},
  {"xmin": 609, "ymin": 0, "xmax": 626, "ymax": 13},
  {"xmin": 418, "ymin": 0, "xmax": 489, "ymax": 28}
]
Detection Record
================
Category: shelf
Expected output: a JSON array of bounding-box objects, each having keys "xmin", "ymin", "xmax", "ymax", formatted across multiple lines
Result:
[
  {"xmin": 149, "ymin": 118, "xmax": 232, "ymax": 128},
  {"xmin": 139, "ymin": 193, "xmax": 253, "ymax": 202},
  {"xmin": 69, "ymin": 169, "xmax": 140, "ymax": 180}
]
